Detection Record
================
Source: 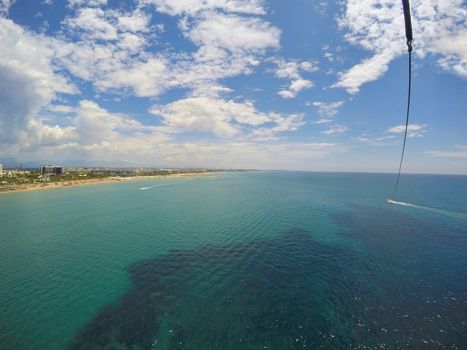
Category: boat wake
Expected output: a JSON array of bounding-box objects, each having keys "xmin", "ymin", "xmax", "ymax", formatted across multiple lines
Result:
[
  {"xmin": 386, "ymin": 199, "xmax": 467, "ymax": 220},
  {"xmin": 138, "ymin": 178, "xmax": 194, "ymax": 191}
]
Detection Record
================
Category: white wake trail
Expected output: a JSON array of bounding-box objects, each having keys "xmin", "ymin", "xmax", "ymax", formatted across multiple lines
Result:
[
  {"xmin": 138, "ymin": 178, "xmax": 194, "ymax": 191},
  {"xmin": 387, "ymin": 199, "xmax": 467, "ymax": 220}
]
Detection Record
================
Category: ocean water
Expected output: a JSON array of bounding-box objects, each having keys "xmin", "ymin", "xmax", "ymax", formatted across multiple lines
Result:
[{"xmin": 0, "ymin": 172, "xmax": 466, "ymax": 349}]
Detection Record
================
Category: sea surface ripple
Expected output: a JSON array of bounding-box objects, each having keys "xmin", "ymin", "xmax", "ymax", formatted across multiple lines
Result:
[{"xmin": 0, "ymin": 172, "xmax": 466, "ymax": 349}]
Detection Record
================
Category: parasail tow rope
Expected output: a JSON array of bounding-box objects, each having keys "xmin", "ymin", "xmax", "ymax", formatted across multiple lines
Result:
[{"xmin": 391, "ymin": 0, "xmax": 413, "ymax": 200}]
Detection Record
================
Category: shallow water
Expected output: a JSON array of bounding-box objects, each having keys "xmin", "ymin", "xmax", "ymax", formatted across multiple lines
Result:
[{"xmin": 0, "ymin": 172, "xmax": 466, "ymax": 349}]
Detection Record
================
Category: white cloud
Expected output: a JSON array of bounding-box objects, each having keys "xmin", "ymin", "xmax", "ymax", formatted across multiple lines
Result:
[
  {"xmin": 322, "ymin": 45, "xmax": 336, "ymax": 62},
  {"xmin": 278, "ymin": 61, "xmax": 316, "ymax": 78},
  {"xmin": 321, "ymin": 125, "xmax": 348, "ymax": 136},
  {"xmin": 55, "ymin": 3, "xmax": 279, "ymax": 100},
  {"xmin": 64, "ymin": 7, "xmax": 151, "ymax": 41},
  {"xmin": 433, "ymin": 31, "xmax": 467, "ymax": 76},
  {"xmin": 387, "ymin": 123, "xmax": 426, "ymax": 137},
  {"xmin": 0, "ymin": 0, "xmax": 292, "ymax": 165},
  {"xmin": 187, "ymin": 12, "xmax": 279, "ymax": 53},
  {"xmin": 140, "ymin": 0, "xmax": 266, "ymax": 16},
  {"xmin": 180, "ymin": 10, "xmax": 279, "ymax": 94},
  {"xmin": 355, "ymin": 135, "xmax": 396, "ymax": 146},
  {"xmin": 68, "ymin": 0, "xmax": 107, "ymax": 7},
  {"xmin": 274, "ymin": 59, "xmax": 317, "ymax": 98},
  {"xmin": 56, "ymin": 39, "xmax": 148, "ymax": 91},
  {"xmin": 117, "ymin": 9, "xmax": 151, "ymax": 33},
  {"xmin": 0, "ymin": 0, "xmax": 15, "ymax": 16},
  {"xmin": 169, "ymin": 11, "xmax": 280, "ymax": 97},
  {"xmin": 98, "ymin": 57, "xmax": 168, "ymax": 97},
  {"xmin": 47, "ymin": 104, "xmax": 75, "ymax": 113},
  {"xmin": 21, "ymin": 100, "xmax": 170, "ymax": 161},
  {"xmin": 55, "ymin": 6, "xmax": 163, "ymax": 95},
  {"xmin": 334, "ymin": 50, "xmax": 394, "ymax": 94},
  {"xmin": 356, "ymin": 124, "xmax": 428, "ymax": 145},
  {"xmin": 27, "ymin": 120, "xmax": 78, "ymax": 146},
  {"xmin": 75, "ymin": 100, "xmax": 150, "ymax": 144},
  {"xmin": 313, "ymin": 118, "xmax": 333, "ymax": 125},
  {"xmin": 335, "ymin": 0, "xmax": 467, "ymax": 93},
  {"xmin": 426, "ymin": 145, "xmax": 467, "ymax": 159},
  {"xmin": 150, "ymin": 97, "xmax": 304, "ymax": 139},
  {"xmin": 275, "ymin": 59, "xmax": 317, "ymax": 79},
  {"xmin": 312, "ymin": 100, "xmax": 345, "ymax": 117},
  {"xmin": 65, "ymin": 7, "xmax": 118, "ymax": 40},
  {"xmin": 2, "ymin": 98, "xmax": 337, "ymax": 170},
  {"xmin": 250, "ymin": 114, "xmax": 304, "ymax": 141},
  {"xmin": 289, "ymin": 78, "xmax": 312, "ymax": 91},
  {"xmin": 0, "ymin": 18, "xmax": 76, "ymax": 144}
]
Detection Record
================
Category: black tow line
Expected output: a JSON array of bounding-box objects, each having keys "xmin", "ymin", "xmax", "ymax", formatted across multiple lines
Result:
[{"xmin": 390, "ymin": 0, "xmax": 413, "ymax": 201}]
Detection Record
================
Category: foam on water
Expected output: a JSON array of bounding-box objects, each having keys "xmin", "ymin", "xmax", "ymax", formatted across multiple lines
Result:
[
  {"xmin": 138, "ymin": 179, "xmax": 194, "ymax": 191},
  {"xmin": 387, "ymin": 199, "xmax": 467, "ymax": 220}
]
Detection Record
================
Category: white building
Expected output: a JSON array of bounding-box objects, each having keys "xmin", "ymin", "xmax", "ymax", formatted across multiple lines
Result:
[{"xmin": 0, "ymin": 163, "xmax": 3, "ymax": 177}]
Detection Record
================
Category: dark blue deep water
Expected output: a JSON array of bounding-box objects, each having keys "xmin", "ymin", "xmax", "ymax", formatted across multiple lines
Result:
[{"xmin": 0, "ymin": 172, "xmax": 466, "ymax": 349}]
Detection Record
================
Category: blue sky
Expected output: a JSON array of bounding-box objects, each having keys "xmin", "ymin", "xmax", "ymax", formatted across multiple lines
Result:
[{"xmin": 0, "ymin": 0, "xmax": 466, "ymax": 173}]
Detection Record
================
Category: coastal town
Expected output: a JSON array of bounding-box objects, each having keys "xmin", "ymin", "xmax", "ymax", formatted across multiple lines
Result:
[{"xmin": 0, "ymin": 163, "xmax": 217, "ymax": 193}]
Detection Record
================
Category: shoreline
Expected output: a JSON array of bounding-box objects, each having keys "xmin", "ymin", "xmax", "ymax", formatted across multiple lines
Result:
[{"xmin": 0, "ymin": 172, "xmax": 218, "ymax": 195}]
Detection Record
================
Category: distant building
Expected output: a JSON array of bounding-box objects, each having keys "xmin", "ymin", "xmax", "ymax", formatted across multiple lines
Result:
[
  {"xmin": 40, "ymin": 165, "xmax": 64, "ymax": 176},
  {"xmin": 0, "ymin": 163, "xmax": 3, "ymax": 177}
]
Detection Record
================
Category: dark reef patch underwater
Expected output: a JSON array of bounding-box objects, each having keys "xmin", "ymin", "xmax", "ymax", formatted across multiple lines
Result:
[{"xmin": 70, "ymin": 206, "xmax": 467, "ymax": 350}]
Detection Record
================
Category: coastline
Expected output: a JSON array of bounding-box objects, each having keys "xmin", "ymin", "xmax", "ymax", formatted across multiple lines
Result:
[{"xmin": 0, "ymin": 172, "xmax": 218, "ymax": 195}]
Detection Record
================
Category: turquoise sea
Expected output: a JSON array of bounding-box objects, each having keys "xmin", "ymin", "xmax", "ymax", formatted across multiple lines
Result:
[{"xmin": 0, "ymin": 172, "xmax": 466, "ymax": 349}]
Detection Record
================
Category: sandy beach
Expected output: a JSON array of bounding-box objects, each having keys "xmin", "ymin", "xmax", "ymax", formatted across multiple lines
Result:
[{"xmin": 0, "ymin": 172, "xmax": 218, "ymax": 195}]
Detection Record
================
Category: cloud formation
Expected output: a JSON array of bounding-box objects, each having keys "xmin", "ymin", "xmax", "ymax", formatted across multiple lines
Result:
[
  {"xmin": 0, "ymin": 0, "xmax": 15, "ymax": 15},
  {"xmin": 321, "ymin": 125, "xmax": 348, "ymax": 136},
  {"xmin": 335, "ymin": 0, "xmax": 467, "ymax": 93},
  {"xmin": 141, "ymin": 0, "xmax": 266, "ymax": 16},
  {"xmin": 312, "ymin": 101, "xmax": 345, "ymax": 118},
  {"xmin": 387, "ymin": 124, "xmax": 427, "ymax": 138},
  {"xmin": 0, "ymin": 1, "xmax": 318, "ymax": 168},
  {"xmin": 150, "ymin": 97, "xmax": 304, "ymax": 139},
  {"xmin": 0, "ymin": 0, "xmax": 464, "ymax": 172},
  {"xmin": 0, "ymin": 18, "xmax": 76, "ymax": 144},
  {"xmin": 426, "ymin": 145, "xmax": 467, "ymax": 159},
  {"xmin": 275, "ymin": 59, "xmax": 317, "ymax": 98}
]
